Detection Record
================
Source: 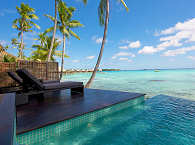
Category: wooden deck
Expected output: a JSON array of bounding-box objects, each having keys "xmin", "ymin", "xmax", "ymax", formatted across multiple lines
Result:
[{"xmin": 16, "ymin": 88, "xmax": 145, "ymax": 134}]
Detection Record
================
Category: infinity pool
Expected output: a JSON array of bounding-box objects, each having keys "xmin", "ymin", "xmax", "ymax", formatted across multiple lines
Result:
[{"xmin": 17, "ymin": 95, "xmax": 195, "ymax": 145}]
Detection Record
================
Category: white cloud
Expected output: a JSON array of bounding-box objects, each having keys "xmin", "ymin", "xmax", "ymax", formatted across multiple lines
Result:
[
  {"xmin": 72, "ymin": 60, "xmax": 80, "ymax": 63},
  {"xmin": 140, "ymin": 18, "xmax": 195, "ymax": 55},
  {"xmin": 160, "ymin": 18, "xmax": 195, "ymax": 35},
  {"xmin": 187, "ymin": 56, "xmax": 195, "ymax": 60},
  {"xmin": 119, "ymin": 40, "xmax": 141, "ymax": 49},
  {"xmin": 92, "ymin": 36, "xmax": 107, "ymax": 44},
  {"xmin": 119, "ymin": 46, "xmax": 129, "ymax": 49},
  {"xmin": 0, "ymin": 40, "xmax": 8, "ymax": 46},
  {"xmin": 138, "ymin": 46, "xmax": 165, "ymax": 54},
  {"xmin": 112, "ymin": 52, "xmax": 135, "ymax": 59},
  {"xmin": 159, "ymin": 18, "xmax": 195, "ymax": 47},
  {"xmin": 129, "ymin": 41, "xmax": 141, "ymax": 48},
  {"xmin": 119, "ymin": 57, "xmax": 129, "ymax": 60},
  {"xmin": 95, "ymin": 37, "xmax": 103, "ymax": 44},
  {"xmin": 163, "ymin": 46, "xmax": 195, "ymax": 56},
  {"xmin": 0, "ymin": 9, "xmax": 16, "ymax": 16},
  {"xmin": 118, "ymin": 57, "xmax": 132, "ymax": 62},
  {"xmin": 119, "ymin": 40, "xmax": 131, "ymax": 44},
  {"xmin": 86, "ymin": 56, "xmax": 95, "ymax": 59}
]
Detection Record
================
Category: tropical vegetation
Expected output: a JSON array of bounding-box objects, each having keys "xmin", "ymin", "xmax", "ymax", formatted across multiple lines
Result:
[
  {"xmin": 12, "ymin": 3, "xmax": 40, "ymax": 59},
  {"xmin": 0, "ymin": 44, "xmax": 16, "ymax": 62},
  {"xmin": 0, "ymin": 0, "xmax": 128, "ymax": 87},
  {"xmin": 31, "ymin": 33, "xmax": 61, "ymax": 61},
  {"xmin": 45, "ymin": 1, "xmax": 83, "ymax": 79}
]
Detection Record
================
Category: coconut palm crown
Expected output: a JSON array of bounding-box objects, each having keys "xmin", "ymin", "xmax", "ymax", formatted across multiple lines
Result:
[{"xmin": 12, "ymin": 3, "xmax": 40, "ymax": 59}]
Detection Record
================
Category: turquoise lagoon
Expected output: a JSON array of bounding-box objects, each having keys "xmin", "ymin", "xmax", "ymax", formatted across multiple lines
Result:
[{"xmin": 63, "ymin": 69, "xmax": 195, "ymax": 100}]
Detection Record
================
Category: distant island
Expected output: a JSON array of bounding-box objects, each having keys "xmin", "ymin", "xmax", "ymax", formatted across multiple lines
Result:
[
  {"xmin": 61, "ymin": 69, "xmax": 120, "ymax": 74},
  {"xmin": 102, "ymin": 69, "xmax": 120, "ymax": 71}
]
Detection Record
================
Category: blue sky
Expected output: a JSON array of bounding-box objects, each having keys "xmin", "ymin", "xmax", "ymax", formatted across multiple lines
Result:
[{"xmin": 0, "ymin": 0, "xmax": 195, "ymax": 70}]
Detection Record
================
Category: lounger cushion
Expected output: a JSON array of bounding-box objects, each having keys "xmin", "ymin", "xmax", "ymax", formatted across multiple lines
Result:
[
  {"xmin": 41, "ymin": 80, "xmax": 60, "ymax": 84},
  {"xmin": 7, "ymin": 71, "xmax": 23, "ymax": 85},
  {"xmin": 42, "ymin": 81, "xmax": 83, "ymax": 90}
]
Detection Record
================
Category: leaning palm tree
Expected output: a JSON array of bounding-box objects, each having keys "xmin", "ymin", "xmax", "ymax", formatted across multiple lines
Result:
[
  {"xmin": 45, "ymin": 1, "xmax": 83, "ymax": 79},
  {"xmin": 12, "ymin": 3, "xmax": 40, "ymax": 59},
  {"xmin": 85, "ymin": 0, "xmax": 128, "ymax": 88}
]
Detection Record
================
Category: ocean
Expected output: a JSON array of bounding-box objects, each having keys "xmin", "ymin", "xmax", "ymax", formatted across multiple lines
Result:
[{"xmin": 62, "ymin": 69, "xmax": 195, "ymax": 100}]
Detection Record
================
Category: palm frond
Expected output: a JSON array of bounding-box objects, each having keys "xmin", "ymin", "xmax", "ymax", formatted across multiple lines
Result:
[
  {"xmin": 120, "ymin": 0, "xmax": 129, "ymax": 11},
  {"xmin": 98, "ymin": 0, "xmax": 107, "ymax": 26},
  {"xmin": 69, "ymin": 30, "xmax": 80, "ymax": 40},
  {"xmin": 55, "ymin": 51, "xmax": 69, "ymax": 58},
  {"xmin": 69, "ymin": 20, "xmax": 83, "ymax": 28},
  {"xmin": 44, "ymin": 14, "xmax": 56, "ymax": 22},
  {"xmin": 82, "ymin": 0, "xmax": 87, "ymax": 5},
  {"xmin": 30, "ymin": 14, "xmax": 39, "ymax": 20},
  {"xmin": 45, "ymin": 26, "xmax": 55, "ymax": 33},
  {"xmin": 30, "ymin": 21, "xmax": 40, "ymax": 29},
  {"xmin": 18, "ymin": 32, "xmax": 21, "ymax": 37}
]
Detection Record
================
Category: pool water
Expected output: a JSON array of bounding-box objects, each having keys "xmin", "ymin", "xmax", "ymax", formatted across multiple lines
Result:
[
  {"xmin": 63, "ymin": 69, "xmax": 195, "ymax": 100},
  {"xmin": 21, "ymin": 95, "xmax": 195, "ymax": 145}
]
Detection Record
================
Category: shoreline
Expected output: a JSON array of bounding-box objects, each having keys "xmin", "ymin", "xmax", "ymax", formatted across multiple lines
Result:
[{"xmin": 61, "ymin": 69, "xmax": 120, "ymax": 74}]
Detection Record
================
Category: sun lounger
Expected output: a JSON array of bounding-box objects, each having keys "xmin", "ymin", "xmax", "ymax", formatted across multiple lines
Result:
[
  {"xmin": 15, "ymin": 69, "xmax": 84, "ymax": 95},
  {"xmin": 7, "ymin": 69, "xmax": 84, "ymax": 106}
]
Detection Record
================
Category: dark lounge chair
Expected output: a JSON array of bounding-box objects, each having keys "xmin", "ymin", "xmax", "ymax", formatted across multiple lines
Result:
[
  {"xmin": 15, "ymin": 69, "xmax": 84, "ymax": 95},
  {"xmin": 7, "ymin": 69, "xmax": 84, "ymax": 105}
]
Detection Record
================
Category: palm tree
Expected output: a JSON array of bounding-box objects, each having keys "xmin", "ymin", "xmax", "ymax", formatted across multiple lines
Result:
[
  {"xmin": 32, "ymin": 35, "xmax": 61, "ymax": 61},
  {"xmin": 34, "ymin": 32, "xmax": 48, "ymax": 48},
  {"xmin": 12, "ymin": 3, "xmax": 40, "ymax": 59},
  {"xmin": 45, "ymin": 1, "xmax": 83, "ymax": 79},
  {"xmin": 85, "ymin": 0, "xmax": 128, "ymax": 88},
  {"xmin": 47, "ymin": 0, "xmax": 58, "ymax": 62},
  {"xmin": 11, "ymin": 38, "xmax": 21, "ymax": 57},
  {"xmin": 58, "ymin": 2, "xmax": 83, "ymax": 79}
]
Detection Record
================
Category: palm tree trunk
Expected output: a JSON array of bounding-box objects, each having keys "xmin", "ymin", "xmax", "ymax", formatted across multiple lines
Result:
[
  {"xmin": 60, "ymin": 34, "xmax": 66, "ymax": 80},
  {"xmin": 20, "ymin": 30, "xmax": 24, "ymax": 59},
  {"xmin": 85, "ymin": 0, "xmax": 109, "ymax": 88},
  {"xmin": 47, "ymin": 0, "xmax": 58, "ymax": 62}
]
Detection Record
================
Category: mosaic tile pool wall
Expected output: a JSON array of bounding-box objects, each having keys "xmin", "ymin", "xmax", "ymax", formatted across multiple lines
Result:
[{"xmin": 17, "ymin": 96, "xmax": 144, "ymax": 145}]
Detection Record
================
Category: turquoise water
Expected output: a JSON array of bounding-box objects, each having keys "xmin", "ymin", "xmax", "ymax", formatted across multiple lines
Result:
[
  {"xmin": 63, "ymin": 69, "xmax": 195, "ymax": 100},
  {"xmin": 25, "ymin": 95, "xmax": 195, "ymax": 145}
]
